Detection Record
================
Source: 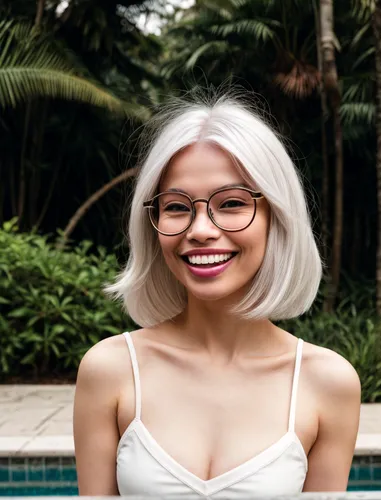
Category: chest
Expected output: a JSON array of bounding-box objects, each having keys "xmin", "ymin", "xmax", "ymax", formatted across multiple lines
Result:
[{"xmin": 117, "ymin": 355, "xmax": 316, "ymax": 482}]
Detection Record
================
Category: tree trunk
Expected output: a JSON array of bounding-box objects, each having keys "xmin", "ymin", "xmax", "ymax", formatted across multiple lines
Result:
[
  {"xmin": 18, "ymin": 102, "xmax": 32, "ymax": 226},
  {"xmin": 35, "ymin": 0, "xmax": 46, "ymax": 28},
  {"xmin": 59, "ymin": 167, "xmax": 138, "ymax": 247},
  {"xmin": 320, "ymin": 0, "xmax": 343, "ymax": 312},
  {"xmin": 29, "ymin": 100, "xmax": 48, "ymax": 227},
  {"xmin": 314, "ymin": 0, "xmax": 330, "ymax": 262},
  {"xmin": 373, "ymin": 0, "xmax": 381, "ymax": 315}
]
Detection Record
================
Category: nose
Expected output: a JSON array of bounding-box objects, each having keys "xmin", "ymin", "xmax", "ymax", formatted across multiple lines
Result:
[{"xmin": 186, "ymin": 201, "xmax": 221, "ymax": 242}]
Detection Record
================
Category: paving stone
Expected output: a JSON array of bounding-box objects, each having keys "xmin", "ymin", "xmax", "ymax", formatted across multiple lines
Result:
[
  {"xmin": 0, "ymin": 437, "xmax": 30, "ymax": 456},
  {"xmin": 21, "ymin": 435, "xmax": 74, "ymax": 456},
  {"xmin": 355, "ymin": 434, "xmax": 381, "ymax": 455},
  {"xmin": 36, "ymin": 420, "xmax": 73, "ymax": 436},
  {"xmin": 0, "ymin": 385, "xmax": 379, "ymax": 456}
]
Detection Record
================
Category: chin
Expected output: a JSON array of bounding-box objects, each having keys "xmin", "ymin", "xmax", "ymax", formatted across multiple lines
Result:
[{"xmin": 185, "ymin": 281, "xmax": 249, "ymax": 305}]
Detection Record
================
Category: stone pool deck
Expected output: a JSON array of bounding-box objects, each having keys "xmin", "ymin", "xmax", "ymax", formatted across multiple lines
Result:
[{"xmin": 0, "ymin": 385, "xmax": 380, "ymax": 457}]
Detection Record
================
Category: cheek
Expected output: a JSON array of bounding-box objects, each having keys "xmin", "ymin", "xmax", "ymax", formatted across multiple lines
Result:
[
  {"xmin": 253, "ymin": 207, "xmax": 271, "ymax": 249},
  {"xmin": 238, "ymin": 212, "xmax": 270, "ymax": 253},
  {"xmin": 158, "ymin": 235, "xmax": 181, "ymax": 263}
]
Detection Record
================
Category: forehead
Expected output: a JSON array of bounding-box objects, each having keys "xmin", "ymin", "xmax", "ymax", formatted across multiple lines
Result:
[{"xmin": 160, "ymin": 142, "xmax": 248, "ymax": 194}]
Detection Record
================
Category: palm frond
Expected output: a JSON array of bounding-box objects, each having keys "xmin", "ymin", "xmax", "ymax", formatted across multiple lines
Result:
[
  {"xmin": 340, "ymin": 102, "xmax": 375, "ymax": 126},
  {"xmin": 342, "ymin": 77, "xmax": 374, "ymax": 103},
  {"xmin": 184, "ymin": 40, "xmax": 230, "ymax": 70},
  {"xmin": 351, "ymin": 0, "xmax": 374, "ymax": 22},
  {"xmin": 210, "ymin": 18, "xmax": 280, "ymax": 43},
  {"xmin": 229, "ymin": 0, "xmax": 250, "ymax": 7},
  {"xmin": 352, "ymin": 46, "xmax": 375, "ymax": 70},
  {"xmin": 199, "ymin": 0, "xmax": 235, "ymax": 21},
  {"xmin": 273, "ymin": 60, "xmax": 320, "ymax": 99},
  {"xmin": 0, "ymin": 67, "xmax": 141, "ymax": 116},
  {"xmin": 350, "ymin": 23, "xmax": 371, "ymax": 49},
  {"xmin": 0, "ymin": 20, "xmax": 149, "ymax": 118}
]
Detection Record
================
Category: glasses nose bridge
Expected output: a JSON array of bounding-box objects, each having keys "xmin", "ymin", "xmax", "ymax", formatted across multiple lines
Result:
[
  {"xmin": 192, "ymin": 197, "xmax": 208, "ymax": 206},
  {"xmin": 188, "ymin": 196, "xmax": 219, "ymax": 234},
  {"xmin": 191, "ymin": 197, "xmax": 209, "ymax": 215}
]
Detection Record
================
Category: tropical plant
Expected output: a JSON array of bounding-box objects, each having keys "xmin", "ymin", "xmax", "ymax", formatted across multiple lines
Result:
[
  {"xmin": 163, "ymin": 0, "xmax": 320, "ymax": 101},
  {"xmin": 0, "ymin": 219, "xmax": 135, "ymax": 378},
  {"xmin": 372, "ymin": 0, "xmax": 381, "ymax": 317},
  {"xmin": 1, "ymin": 219, "xmax": 380, "ymax": 402},
  {"xmin": 0, "ymin": 19, "xmax": 144, "ymax": 115},
  {"xmin": 0, "ymin": 0, "xmax": 162, "ymax": 245},
  {"xmin": 281, "ymin": 308, "xmax": 381, "ymax": 403},
  {"xmin": 319, "ymin": 0, "xmax": 343, "ymax": 312},
  {"xmin": 161, "ymin": 0, "xmax": 381, "ymax": 307}
]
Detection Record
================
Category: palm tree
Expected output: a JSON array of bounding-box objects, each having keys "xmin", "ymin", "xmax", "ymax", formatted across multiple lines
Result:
[
  {"xmin": 0, "ymin": 20, "xmax": 146, "ymax": 115},
  {"xmin": 372, "ymin": 0, "xmax": 381, "ymax": 315},
  {"xmin": 0, "ymin": 0, "xmax": 159, "ymax": 240},
  {"xmin": 319, "ymin": 0, "xmax": 343, "ymax": 311},
  {"xmin": 0, "ymin": 18, "xmax": 147, "ymax": 226},
  {"xmin": 163, "ymin": 0, "xmax": 320, "ymax": 102}
]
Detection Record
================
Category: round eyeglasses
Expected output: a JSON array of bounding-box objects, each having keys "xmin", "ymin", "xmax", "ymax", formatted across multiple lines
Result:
[{"xmin": 143, "ymin": 187, "xmax": 264, "ymax": 236}]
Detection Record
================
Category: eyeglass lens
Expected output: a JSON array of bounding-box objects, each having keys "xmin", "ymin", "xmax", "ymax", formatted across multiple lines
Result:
[{"xmin": 149, "ymin": 189, "xmax": 255, "ymax": 234}]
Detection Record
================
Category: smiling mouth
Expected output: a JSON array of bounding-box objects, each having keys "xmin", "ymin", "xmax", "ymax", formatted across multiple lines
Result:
[{"xmin": 181, "ymin": 252, "xmax": 238, "ymax": 267}]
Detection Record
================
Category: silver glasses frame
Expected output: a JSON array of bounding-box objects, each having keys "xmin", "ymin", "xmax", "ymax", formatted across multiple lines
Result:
[{"xmin": 143, "ymin": 187, "xmax": 264, "ymax": 236}]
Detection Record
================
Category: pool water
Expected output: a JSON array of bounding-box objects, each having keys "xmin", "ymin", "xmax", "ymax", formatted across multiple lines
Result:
[{"xmin": 0, "ymin": 456, "xmax": 381, "ymax": 495}]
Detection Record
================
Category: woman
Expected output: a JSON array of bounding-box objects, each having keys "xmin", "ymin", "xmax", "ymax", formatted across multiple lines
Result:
[{"xmin": 73, "ymin": 96, "xmax": 361, "ymax": 497}]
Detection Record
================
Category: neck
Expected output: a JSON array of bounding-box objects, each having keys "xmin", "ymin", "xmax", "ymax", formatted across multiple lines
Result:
[{"xmin": 172, "ymin": 295, "xmax": 282, "ymax": 362}]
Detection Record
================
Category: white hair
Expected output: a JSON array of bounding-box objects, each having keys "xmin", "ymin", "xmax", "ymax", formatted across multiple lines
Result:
[{"xmin": 105, "ymin": 95, "xmax": 322, "ymax": 326}]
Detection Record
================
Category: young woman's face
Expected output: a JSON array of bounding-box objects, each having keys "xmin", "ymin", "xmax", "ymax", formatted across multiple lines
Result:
[{"xmin": 157, "ymin": 142, "xmax": 270, "ymax": 303}]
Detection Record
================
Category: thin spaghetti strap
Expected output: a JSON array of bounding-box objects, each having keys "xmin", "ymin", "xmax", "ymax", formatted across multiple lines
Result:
[
  {"xmin": 122, "ymin": 332, "xmax": 142, "ymax": 420},
  {"xmin": 288, "ymin": 338, "xmax": 304, "ymax": 433}
]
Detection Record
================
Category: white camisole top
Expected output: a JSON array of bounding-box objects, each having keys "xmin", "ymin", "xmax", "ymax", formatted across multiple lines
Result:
[{"xmin": 117, "ymin": 332, "xmax": 308, "ymax": 497}]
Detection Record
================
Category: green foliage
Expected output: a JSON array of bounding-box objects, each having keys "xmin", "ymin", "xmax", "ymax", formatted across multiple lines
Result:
[
  {"xmin": 0, "ymin": 19, "xmax": 148, "ymax": 117},
  {"xmin": 1, "ymin": 221, "xmax": 380, "ymax": 402},
  {"xmin": 0, "ymin": 1, "xmax": 160, "ymax": 244},
  {"xmin": 281, "ymin": 301, "xmax": 381, "ymax": 403},
  {"xmin": 0, "ymin": 219, "xmax": 134, "ymax": 379}
]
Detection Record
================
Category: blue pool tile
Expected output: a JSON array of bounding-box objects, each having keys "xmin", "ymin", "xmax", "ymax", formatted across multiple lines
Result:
[
  {"xmin": 0, "ymin": 468, "xmax": 9, "ymax": 483},
  {"xmin": 27, "ymin": 468, "xmax": 44, "ymax": 482},
  {"xmin": 11, "ymin": 467, "xmax": 26, "ymax": 482},
  {"xmin": 61, "ymin": 457, "xmax": 75, "ymax": 467},
  {"xmin": 0, "ymin": 485, "xmax": 78, "ymax": 496},
  {"xmin": 61, "ymin": 468, "xmax": 77, "ymax": 482},
  {"xmin": 349, "ymin": 466, "xmax": 357, "ymax": 481},
  {"xmin": 357, "ymin": 466, "xmax": 372, "ymax": 481},
  {"xmin": 45, "ymin": 468, "xmax": 61, "ymax": 481},
  {"xmin": 0, "ymin": 457, "xmax": 378, "ymax": 496},
  {"xmin": 374, "ymin": 466, "xmax": 381, "ymax": 480},
  {"xmin": 45, "ymin": 458, "xmax": 60, "ymax": 468}
]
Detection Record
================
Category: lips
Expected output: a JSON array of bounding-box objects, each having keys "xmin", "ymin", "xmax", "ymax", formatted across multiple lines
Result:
[
  {"xmin": 179, "ymin": 251, "xmax": 238, "ymax": 278},
  {"xmin": 180, "ymin": 252, "xmax": 238, "ymax": 266}
]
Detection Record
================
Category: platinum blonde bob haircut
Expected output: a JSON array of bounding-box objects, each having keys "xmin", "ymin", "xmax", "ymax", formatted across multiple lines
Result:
[{"xmin": 106, "ymin": 96, "xmax": 322, "ymax": 327}]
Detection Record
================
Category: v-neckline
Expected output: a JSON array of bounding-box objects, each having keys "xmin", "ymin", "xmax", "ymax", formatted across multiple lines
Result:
[{"xmin": 117, "ymin": 418, "xmax": 307, "ymax": 496}]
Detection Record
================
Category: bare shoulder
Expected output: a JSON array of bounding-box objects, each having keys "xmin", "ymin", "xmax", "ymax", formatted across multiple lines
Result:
[
  {"xmin": 301, "ymin": 341, "xmax": 361, "ymax": 401},
  {"xmin": 76, "ymin": 330, "xmax": 143, "ymax": 392}
]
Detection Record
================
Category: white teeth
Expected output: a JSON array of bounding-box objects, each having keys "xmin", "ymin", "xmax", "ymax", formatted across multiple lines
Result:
[{"xmin": 187, "ymin": 253, "xmax": 233, "ymax": 265}]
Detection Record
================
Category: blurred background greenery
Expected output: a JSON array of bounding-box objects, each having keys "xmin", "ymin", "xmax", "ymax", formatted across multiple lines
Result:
[{"xmin": 0, "ymin": 0, "xmax": 380, "ymax": 401}]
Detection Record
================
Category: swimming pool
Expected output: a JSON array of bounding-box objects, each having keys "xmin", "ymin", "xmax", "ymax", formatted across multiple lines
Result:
[{"xmin": 0, "ymin": 456, "xmax": 380, "ymax": 495}]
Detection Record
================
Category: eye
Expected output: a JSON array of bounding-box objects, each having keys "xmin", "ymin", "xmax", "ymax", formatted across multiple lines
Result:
[
  {"xmin": 219, "ymin": 199, "xmax": 247, "ymax": 209},
  {"xmin": 164, "ymin": 202, "xmax": 191, "ymax": 213}
]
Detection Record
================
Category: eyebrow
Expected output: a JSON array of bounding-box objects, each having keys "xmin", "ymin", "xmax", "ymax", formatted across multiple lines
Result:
[{"xmin": 166, "ymin": 183, "xmax": 251, "ymax": 195}]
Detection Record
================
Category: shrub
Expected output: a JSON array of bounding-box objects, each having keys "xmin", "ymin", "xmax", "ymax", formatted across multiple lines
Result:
[
  {"xmin": 0, "ymin": 219, "xmax": 134, "ymax": 380},
  {"xmin": 280, "ymin": 306, "xmax": 381, "ymax": 403},
  {"xmin": 0, "ymin": 220, "xmax": 380, "ymax": 402}
]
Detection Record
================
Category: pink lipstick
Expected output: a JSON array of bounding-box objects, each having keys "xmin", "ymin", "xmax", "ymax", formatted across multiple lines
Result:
[{"xmin": 184, "ymin": 256, "xmax": 235, "ymax": 278}]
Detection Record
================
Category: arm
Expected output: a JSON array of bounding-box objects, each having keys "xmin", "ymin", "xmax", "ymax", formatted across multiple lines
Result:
[
  {"xmin": 73, "ymin": 339, "xmax": 121, "ymax": 496},
  {"xmin": 303, "ymin": 352, "xmax": 361, "ymax": 491}
]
